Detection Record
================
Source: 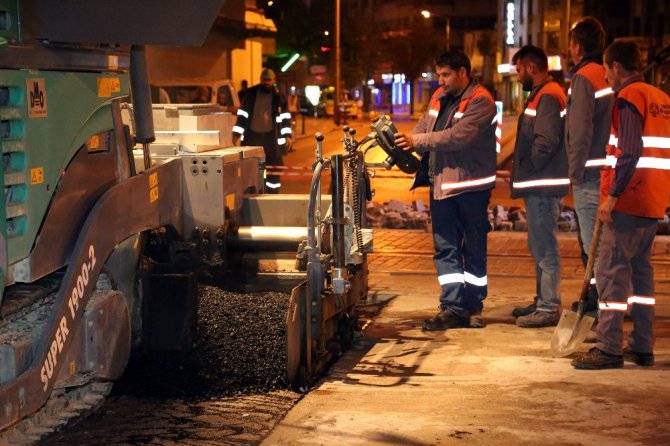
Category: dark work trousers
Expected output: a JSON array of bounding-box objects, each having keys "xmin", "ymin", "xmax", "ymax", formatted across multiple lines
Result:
[
  {"xmin": 596, "ymin": 211, "xmax": 657, "ymax": 355},
  {"xmin": 430, "ymin": 189, "xmax": 491, "ymax": 317},
  {"xmin": 244, "ymin": 130, "xmax": 283, "ymax": 194}
]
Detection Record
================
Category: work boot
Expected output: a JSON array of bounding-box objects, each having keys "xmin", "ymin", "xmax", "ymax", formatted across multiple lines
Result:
[
  {"xmin": 422, "ymin": 308, "xmax": 470, "ymax": 331},
  {"xmin": 512, "ymin": 302, "xmax": 536, "ymax": 318},
  {"xmin": 623, "ymin": 347, "xmax": 654, "ymax": 366},
  {"xmin": 515, "ymin": 310, "xmax": 559, "ymax": 328},
  {"xmin": 512, "ymin": 296, "xmax": 539, "ymax": 318},
  {"xmin": 469, "ymin": 312, "xmax": 486, "ymax": 328},
  {"xmin": 572, "ymin": 347, "xmax": 623, "ymax": 370}
]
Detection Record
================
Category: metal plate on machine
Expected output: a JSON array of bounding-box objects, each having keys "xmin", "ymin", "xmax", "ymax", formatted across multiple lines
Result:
[
  {"xmin": 239, "ymin": 146, "xmax": 266, "ymax": 159},
  {"xmin": 26, "ymin": 0, "xmax": 226, "ymax": 46}
]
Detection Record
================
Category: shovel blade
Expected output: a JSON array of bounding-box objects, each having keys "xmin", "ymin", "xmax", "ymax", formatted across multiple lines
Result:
[{"xmin": 550, "ymin": 309, "xmax": 596, "ymax": 357}]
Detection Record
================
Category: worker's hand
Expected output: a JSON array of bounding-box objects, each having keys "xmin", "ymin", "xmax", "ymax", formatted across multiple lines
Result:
[
  {"xmin": 394, "ymin": 132, "xmax": 414, "ymax": 152},
  {"xmin": 233, "ymin": 134, "xmax": 241, "ymax": 147},
  {"xmin": 598, "ymin": 195, "xmax": 617, "ymax": 223},
  {"xmin": 285, "ymin": 137, "xmax": 293, "ymax": 152}
]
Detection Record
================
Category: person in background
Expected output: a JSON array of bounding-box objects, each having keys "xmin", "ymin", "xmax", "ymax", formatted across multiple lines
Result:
[
  {"xmin": 563, "ymin": 16, "xmax": 614, "ymax": 316},
  {"xmin": 509, "ymin": 45, "xmax": 569, "ymax": 328},
  {"xmin": 232, "ymin": 69, "xmax": 292, "ymax": 193},
  {"xmin": 573, "ymin": 41, "xmax": 670, "ymax": 369},
  {"xmin": 394, "ymin": 50, "xmax": 497, "ymax": 331},
  {"xmin": 238, "ymin": 79, "xmax": 249, "ymax": 103},
  {"xmin": 191, "ymin": 86, "xmax": 211, "ymax": 104}
]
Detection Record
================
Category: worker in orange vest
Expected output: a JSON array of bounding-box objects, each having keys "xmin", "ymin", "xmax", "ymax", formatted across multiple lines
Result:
[{"xmin": 573, "ymin": 41, "xmax": 670, "ymax": 370}]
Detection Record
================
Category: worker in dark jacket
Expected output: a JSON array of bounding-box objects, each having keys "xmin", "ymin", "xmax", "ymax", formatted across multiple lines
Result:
[
  {"xmin": 394, "ymin": 50, "xmax": 497, "ymax": 331},
  {"xmin": 509, "ymin": 45, "xmax": 569, "ymax": 328},
  {"xmin": 233, "ymin": 69, "xmax": 292, "ymax": 193},
  {"xmin": 564, "ymin": 17, "xmax": 614, "ymax": 312},
  {"xmin": 573, "ymin": 41, "xmax": 670, "ymax": 369}
]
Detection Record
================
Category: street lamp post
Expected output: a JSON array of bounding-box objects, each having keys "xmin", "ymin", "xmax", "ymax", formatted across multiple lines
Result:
[
  {"xmin": 334, "ymin": 0, "xmax": 341, "ymax": 125},
  {"xmin": 421, "ymin": 10, "xmax": 450, "ymax": 51}
]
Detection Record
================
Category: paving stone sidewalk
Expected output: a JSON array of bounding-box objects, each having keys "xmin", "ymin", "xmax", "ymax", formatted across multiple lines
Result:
[{"xmin": 369, "ymin": 229, "xmax": 670, "ymax": 281}]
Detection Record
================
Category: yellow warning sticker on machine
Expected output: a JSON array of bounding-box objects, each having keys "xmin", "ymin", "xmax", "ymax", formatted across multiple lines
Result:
[
  {"xmin": 88, "ymin": 135, "xmax": 100, "ymax": 149},
  {"xmin": 97, "ymin": 78, "xmax": 121, "ymax": 97},
  {"xmin": 149, "ymin": 172, "xmax": 159, "ymax": 202},
  {"xmin": 31, "ymin": 167, "xmax": 44, "ymax": 184}
]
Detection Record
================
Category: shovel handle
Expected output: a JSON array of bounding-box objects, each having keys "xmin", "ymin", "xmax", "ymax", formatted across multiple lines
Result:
[{"xmin": 577, "ymin": 218, "xmax": 603, "ymax": 310}]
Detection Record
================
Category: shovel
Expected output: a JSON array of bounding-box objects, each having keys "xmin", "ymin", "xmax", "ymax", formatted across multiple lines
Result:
[{"xmin": 550, "ymin": 219, "xmax": 602, "ymax": 357}]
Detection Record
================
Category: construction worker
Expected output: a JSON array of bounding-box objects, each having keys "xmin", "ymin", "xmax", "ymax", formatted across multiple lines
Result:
[
  {"xmin": 394, "ymin": 50, "xmax": 497, "ymax": 331},
  {"xmin": 564, "ymin": 17, "xmax": 615, "ymax": 314},
  {"xmin": 573, "ymin": 41, "xmax": 670, "ymax": 369},
  {"xmin": 233, "ymin": 69, "xmax": 292, "ymax": 193},
  {"xmin": 509, "ymin": 45, "xmax": 569, "ymax": 328}
]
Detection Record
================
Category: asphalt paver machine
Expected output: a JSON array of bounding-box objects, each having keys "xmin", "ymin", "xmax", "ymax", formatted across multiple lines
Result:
[{"xmin": 0, "ymin": 1, "xmax": 376, "ymax": 443}]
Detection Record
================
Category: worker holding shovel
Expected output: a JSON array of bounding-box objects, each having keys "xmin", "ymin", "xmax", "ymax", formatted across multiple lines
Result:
[{"xmin": 572, "ymin": 41, "xmax": 670, "ymax": 370}]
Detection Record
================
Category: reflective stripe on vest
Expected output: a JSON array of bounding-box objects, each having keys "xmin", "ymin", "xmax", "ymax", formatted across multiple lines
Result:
[
  {"xmin": 429, "ymin": 109, "xmax": 439, "ymax": 118},
  {"xmin": 512, "ymin": 178, "xmax": 571, "ymax": 189},
  {"xmin": 604, "ymin": 134, "xmax": 670, "ymax": 170},
  {"xmin": 440, "ymin": 175, "xmax": 496, "ymax": 191},
  {"xmin": 454, "ymin": 112, "xmax": 465, "ymax": 119},
  {"xmin": 523, "ymin": 108, "xmax": 566, "ymax": 118},
  {"xmin": 277, "ymin": 137, "xmax": 286, "ymax": 145},
  {"xmin": 281, "ymin": 127, "xmax": 292, "ymax": 135},
  {"xmin": 237, "ymin": 109, "xmax": 249, "ymax": 118},
  {"xmin": 594, "ymin": 87, "xmax": 614, "ymax": 98},
  {"xmin": 599, "ymin": 301, "xmax": 628, "ymax": 311},
  {"xmin": 628, "ymin": 296, "xmax": 655, "ymax": 305},
  {"xmin": 233, "ymin": 125, "xmax": 245, "ymax": 134},
  {"xmin": 265, "ymin": 181, "xmax": 281, "ymax": 189},
  {"xmin": 608, "ymin": 135, "xmax": 670, "ymax": 149}
]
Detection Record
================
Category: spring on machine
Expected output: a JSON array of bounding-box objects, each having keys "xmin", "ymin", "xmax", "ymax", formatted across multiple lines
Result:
[{"xmin": 347, "ymin": 153, "xmax": 364, "ymax": 254}]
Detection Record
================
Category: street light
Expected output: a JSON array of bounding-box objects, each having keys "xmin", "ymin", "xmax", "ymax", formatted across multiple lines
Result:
[{"xmin": 421, "ymin": 9, "xmax": 450, "ymax": 50}]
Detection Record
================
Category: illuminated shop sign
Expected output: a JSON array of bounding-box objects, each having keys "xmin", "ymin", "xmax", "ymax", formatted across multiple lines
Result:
[{"xmin": 506, "ymin": 1, "xmax": 515, "ymax": 45}]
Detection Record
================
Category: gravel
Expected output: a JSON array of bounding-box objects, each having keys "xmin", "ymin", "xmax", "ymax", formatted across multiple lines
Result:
[{"xmin": 112, "ymin": 285, "xmax": 291, "ymax": 400}]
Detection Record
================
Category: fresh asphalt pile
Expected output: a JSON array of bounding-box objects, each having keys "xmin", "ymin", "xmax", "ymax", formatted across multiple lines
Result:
[{"xmin": 112, "ymin": 285, "xmax": 291, "ymax": 400}]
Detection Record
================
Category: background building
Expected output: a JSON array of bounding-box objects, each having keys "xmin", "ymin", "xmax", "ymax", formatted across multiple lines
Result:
[{"xmin": 496, "ymin": 0, "xmax": 670, "ymax": 114}]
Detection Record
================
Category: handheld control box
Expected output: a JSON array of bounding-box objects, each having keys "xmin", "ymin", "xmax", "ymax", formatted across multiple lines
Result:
[{"xmin": 368, "ymin": 113, "xmax": 421, "ymax": 174}]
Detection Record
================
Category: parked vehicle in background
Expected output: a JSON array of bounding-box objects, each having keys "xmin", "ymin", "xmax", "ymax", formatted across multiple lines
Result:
[
  {"xmin": 150, "ymin": 79, "xmax": 239, "ymax": 112},
  {"xmin": 317, "ymin": 87, "xmax": 358, "ymax": 118}
]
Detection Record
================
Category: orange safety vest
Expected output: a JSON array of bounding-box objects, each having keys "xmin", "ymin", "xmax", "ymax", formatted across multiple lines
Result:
[
  {"xmin": 511, "ymin": 79, "xmax": 569, "ymax": 195},
  {"xmin": 568, "ymin": 62, "xmax": 614, "ymax": 169},
  {"xmin": 601, "ymin": 81, "xmax": 670, "ymax": 218},
  {"xmin": 424, "ymin": 84, "xmax": 497, "ymax": 197},
  {"xmin": 426, "ymin": 84, "xmax": 494, "ymax": 122},
  {"xmin": 453, "ymin": 85, "xmax": 495, "ymax": 120}
]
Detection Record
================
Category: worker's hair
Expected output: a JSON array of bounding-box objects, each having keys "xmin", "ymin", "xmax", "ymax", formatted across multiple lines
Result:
[
  {"xmin": 512, "ymin": 45, "xmax": 549, "ymax": 72},
  {"xmin": 604, "ymin": 40, "xmax": 641, "ymax": 72},
  {"xmin": 261, "ymin": 68, "xmax": 276, "ymax": 80},
  {"xmin": 435, "ymin": 50, "xmax": 471, "ymax": 76},
  {"xmin": 569, "ymin": 16, "xmax": 606, "ymax": 55}
]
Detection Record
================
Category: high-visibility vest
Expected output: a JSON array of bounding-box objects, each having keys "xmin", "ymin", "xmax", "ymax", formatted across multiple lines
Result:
[
  {"xmin": 567, "ymin": 62, "xmax": 614, "ymax": 169},
  {"xmin": 511, "ymin": 80, "xmax": 569, "ymax": 195},
  {"xmin": 425, "ymin": 84, "xmax": 497, "ymax": 196},
  {"xmin": 601, "ymin": 81, "xmax": 670, "ymax": 218},
  {"xmin": 452, "ymin": 85, "xmax": 495, "ymax": 122}
]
